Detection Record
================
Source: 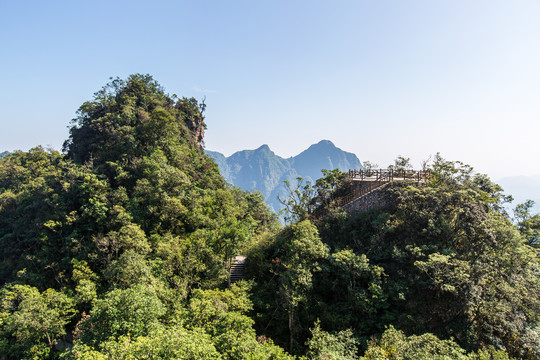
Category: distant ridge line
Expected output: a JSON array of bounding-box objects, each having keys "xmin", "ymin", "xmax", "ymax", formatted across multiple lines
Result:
[{"xmin": 206, "ymin": 140, "xmax": 363, "ymax": 213}]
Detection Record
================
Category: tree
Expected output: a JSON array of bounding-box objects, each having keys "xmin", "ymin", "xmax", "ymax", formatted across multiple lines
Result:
[
  {"xmin": 63, "ymin": 74, "xmax": 206, "ymax": 168},
  {"xmin": 0, "ymin": 147, "xmax": 114, "ymax": 288},
  {"xmin": 429, "ymin": 153, "xmax": 474, "ymax": 186},
  {"xmin": 185, "ymin": 283, "xmax": 260, "ymax": 358},
  {"xmin": 381, "ymin": 180, "xmax": 539, "ymax": 358},
  {"xmin": 362, "ymin": 161, "xmax": 378, "ymax": 176},
  {"xmin": 308, "ymin": 157, "xmax": 540, "ymax": 359},
  {"xmin": 310, "ymin": 169, "xmax": 351, "ymax": 213},
  {"xmin": 76, "ymin": 285, "xmax": 166, "ymax": 346},
  {"xmin": 0, "ymin": 74, "xmax": 285, "ymax": 359},
  {"xmin": 278, "ymin": 177, "xmax": 315, "ymax": 224},
  {"xmin": 0, "ymin": 284, "xmax": 75, "ymax": 359},
  {"xmin": 388, "ymin": 156, "xmax": 413, "ymax": 171},
  {"xmin": 68, "ymin": 282, "xmax": 298, "ymax": 360},
  {"xmin": 514, "ymin": 200, "xmax": 540, "ymax": 247},
  {"xmin": 361, "ymin": 326, "xmax": 512, "ymax": 360},
  {"xmin": 306, "ymin": 321, "xmax": 359, "ymax": 360},
  {"xmin": 265, "ymin": 220, "xmax": 329, "ymax": 352},
  {"xmin": 68, "ymin": 327, "xmax": 222, "ymax": 360}
]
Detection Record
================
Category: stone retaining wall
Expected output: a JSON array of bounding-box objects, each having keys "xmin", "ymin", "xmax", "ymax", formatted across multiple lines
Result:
[{"xmin": 341, "ymin": 184, "xmax": 390, "ymax": 213}]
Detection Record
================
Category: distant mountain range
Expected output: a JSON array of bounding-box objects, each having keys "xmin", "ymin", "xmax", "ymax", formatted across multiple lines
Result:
[{"xmin": 206, "ymin": 140, "xmax": 362, "ymax": 212}]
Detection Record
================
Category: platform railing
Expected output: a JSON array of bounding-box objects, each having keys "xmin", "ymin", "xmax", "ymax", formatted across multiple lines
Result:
[
  {"xmin": 339, "ymin": 169, "xmax": 430, "ymax": 206},
  {"xmin": 348, "ymin": 169, "xmax": 430, "ymax": 183}
]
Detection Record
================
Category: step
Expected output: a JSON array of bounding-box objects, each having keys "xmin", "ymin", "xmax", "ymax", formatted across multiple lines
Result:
[{"xmin": 229, "ymin": 255, "xmax": 246, "ymax": 284}]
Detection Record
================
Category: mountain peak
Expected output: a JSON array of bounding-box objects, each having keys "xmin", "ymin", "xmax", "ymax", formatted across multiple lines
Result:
[
  {"xmin": 256, "ymin": 144, "xmax": 271, "ymax": 152},
  {"xmin": 309, "ymin": 140, "xmax": 336, "ymax": 150},
  {"xmin": 299, "ymin": 140, "xmax": 342, "ymax": 157},
  {"xmin": 316, "ymin": 139, "xmax": 335, "ymax": 146},
  {"xmin": 206, "ymin": 140, "xmax": 362, "ymax": 212}
]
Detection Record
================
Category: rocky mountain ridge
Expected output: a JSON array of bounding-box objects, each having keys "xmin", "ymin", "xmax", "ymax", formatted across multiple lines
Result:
[{"xmin": 206, "ymin": 140, "xmax": 362, "ymax": 212}]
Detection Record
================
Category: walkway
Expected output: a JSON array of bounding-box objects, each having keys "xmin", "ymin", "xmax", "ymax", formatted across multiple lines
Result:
[
  {"xmin": 337, "ymin": 169, "xmax": 430, "ymax": 207},
  {"xmin": 229, "ymin": 255, "xmax": 246, "ymax": 285}
]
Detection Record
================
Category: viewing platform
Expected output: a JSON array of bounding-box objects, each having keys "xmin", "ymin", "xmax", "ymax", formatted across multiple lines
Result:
[
  {"xmin": 348, "ymin": 169, "xmax": 431, "ymax": 183},
  {"xmin": 337, "ymin": 169, "xmax": 431, "ymax": 208}
]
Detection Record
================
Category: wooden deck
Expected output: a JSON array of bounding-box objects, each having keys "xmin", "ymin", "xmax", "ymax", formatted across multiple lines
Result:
[
  {"xmin": 348, "ymin": 169, "xmax": 430, "ymax": 183},
  {"xmin": 337, "ymin": 169, "xmax": 430, "ymax": 207}
]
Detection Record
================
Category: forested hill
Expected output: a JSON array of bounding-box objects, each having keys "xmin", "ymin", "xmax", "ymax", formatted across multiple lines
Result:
[
  {"xmin": 206, "ymin": 140, "xmax": 362, "ymax": 212},
  {"xmin": 0, "ymin": 75, "xmax": 289, "ymax": 359},
  {"xmin": 0, "ymin": 74, "xmax": 538, "ymax": 360}
]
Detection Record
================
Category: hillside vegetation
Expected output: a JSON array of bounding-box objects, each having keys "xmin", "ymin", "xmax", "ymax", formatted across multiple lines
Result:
[{"xmin": 0, "ymin": 75, "xmax": 538, "ymax": 360}]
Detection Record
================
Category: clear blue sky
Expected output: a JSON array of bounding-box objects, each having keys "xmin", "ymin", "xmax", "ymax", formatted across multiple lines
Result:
[{"xmin": 1, "ymin": 0, "xmax": 539, "ymax": 179}]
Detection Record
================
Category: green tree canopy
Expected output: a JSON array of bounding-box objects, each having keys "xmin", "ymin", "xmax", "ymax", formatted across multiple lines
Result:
[{"xmin": 0, "ymin": 75, "xmax": 281, "ymax": 359}]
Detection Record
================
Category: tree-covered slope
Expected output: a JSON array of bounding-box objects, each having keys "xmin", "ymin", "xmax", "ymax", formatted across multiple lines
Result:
[
  {"xmin": 0, "ymin": 75, "xmax": 292, "ymax": 359},
  {"xmin": 0, "ymin": 74, "xmax": 537, "ymax": 360},
  {"xmin": 248, "ymin": 157, "xmax": 540, "ymax": 359},
  {"xmin": 206, "ymin": 140, "xmax": 362, "ymax": 212}
]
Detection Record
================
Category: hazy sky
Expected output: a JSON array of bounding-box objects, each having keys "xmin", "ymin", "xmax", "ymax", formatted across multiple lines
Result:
[{"xmin": 1, "ymin": 0, "xmax": 539, "ymax": 179}]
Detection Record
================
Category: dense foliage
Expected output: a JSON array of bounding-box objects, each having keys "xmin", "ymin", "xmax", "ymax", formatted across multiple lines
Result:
[
  {"xmin": 0, "ymin": 75, "xmax": 283, "ymax": 359},
  {"xmin": 248, "ymin": 157, "xmax": 539, "ymax": 359},
  {"xmin": 0, "ymin": 75, "xmax": 538, "ymax": 359}
]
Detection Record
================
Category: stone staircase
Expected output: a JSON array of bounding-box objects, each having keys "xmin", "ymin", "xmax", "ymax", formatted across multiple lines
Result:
[{"xmin": 229, "ymin": 255, "xmax": 246, "ymax": 284}]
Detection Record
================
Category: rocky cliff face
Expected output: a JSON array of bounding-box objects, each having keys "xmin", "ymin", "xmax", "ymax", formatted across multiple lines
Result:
[
  {"xmin": 185, "ymin": 117, "xmax": 205, "ymax": 149},
  {"xmin": 206, "ymin": 140, "xmax": 363, "ymax": 212}
]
